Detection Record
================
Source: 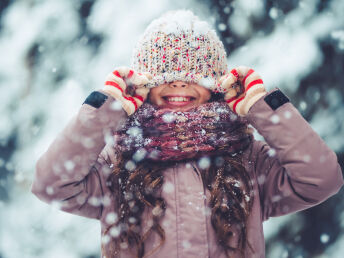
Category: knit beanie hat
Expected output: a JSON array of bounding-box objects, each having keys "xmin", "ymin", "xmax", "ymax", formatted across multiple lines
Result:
[{"xmin": 130, "ymin": 9, "xmax": 228, "ymax": 93}]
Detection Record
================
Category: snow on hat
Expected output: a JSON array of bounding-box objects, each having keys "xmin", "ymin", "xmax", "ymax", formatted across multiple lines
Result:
[{"xmin": 130, "ymin": 9, "xmax": 228, "ymax": 93}]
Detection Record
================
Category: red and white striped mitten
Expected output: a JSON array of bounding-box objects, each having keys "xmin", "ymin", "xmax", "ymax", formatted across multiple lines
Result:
[
  {"xmin": 219, "ymin": 66, "xmax": 267, "ymax": 116},
  {"xmin": 103, "ymin": 67, "xmax": 152, "ymax": 116}
]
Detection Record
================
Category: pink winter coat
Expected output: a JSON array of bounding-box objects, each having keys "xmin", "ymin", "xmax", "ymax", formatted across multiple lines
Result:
[{"xmin": 31, "ymin": 87, "xmax": 344, "ymax": 258}]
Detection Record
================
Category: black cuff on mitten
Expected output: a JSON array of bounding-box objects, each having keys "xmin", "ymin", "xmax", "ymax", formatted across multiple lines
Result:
[
  {"xmin": 83, "ymin": 91, "xmax": 108, "ymax": 108},
  {"xmin": 264, "ymin": 89, "xmax": 290, "ymax": 110}
]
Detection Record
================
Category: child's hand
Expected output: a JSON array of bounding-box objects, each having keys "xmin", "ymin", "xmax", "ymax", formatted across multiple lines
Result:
[
  {"xmin": 219, "ymin": 66, "xmax": 267, "ymax": 116},
  {"xmin": 103, "ymin": 67, "xmax": 152, "ymax": 115}
]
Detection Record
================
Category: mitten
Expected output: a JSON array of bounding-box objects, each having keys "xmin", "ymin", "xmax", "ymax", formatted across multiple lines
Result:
[
  {"xmin": 103, "ymin": 67, "xmax": 152, "ymax": 116},
  {"xmin": 219, "ymin": 66, "xmax": 267, "ymax": 116}
]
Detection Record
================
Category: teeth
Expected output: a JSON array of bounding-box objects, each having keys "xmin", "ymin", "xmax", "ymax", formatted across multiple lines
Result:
[{"xmin": 167, "ymin": 97, "xmax": 191, "ymax": 102}]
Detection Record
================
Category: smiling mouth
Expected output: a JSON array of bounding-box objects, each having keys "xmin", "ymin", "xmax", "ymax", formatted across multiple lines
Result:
[{"xmin": 162, "ymin": 96, "xmax": 196, "ymax": 106}]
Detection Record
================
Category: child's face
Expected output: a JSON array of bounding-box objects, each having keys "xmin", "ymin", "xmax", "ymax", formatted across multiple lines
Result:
[{"xmin": 148, "ymin": 81, "xmax": 211, "ymax": 111}]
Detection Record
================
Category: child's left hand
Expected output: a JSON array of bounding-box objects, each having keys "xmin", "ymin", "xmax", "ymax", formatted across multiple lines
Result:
[{"xmin": 219, "ymin": 66, "xmax": 267, "ymax": 116}]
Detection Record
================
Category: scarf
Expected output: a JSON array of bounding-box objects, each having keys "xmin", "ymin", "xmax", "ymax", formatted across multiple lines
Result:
[{"xmin": 114, "ymin": 101, "xmax": 253, "ymax": 162}]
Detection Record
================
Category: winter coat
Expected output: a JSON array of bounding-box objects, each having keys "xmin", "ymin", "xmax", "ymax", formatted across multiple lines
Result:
[{"xmin": 31, "ymin": 87, "xmax": 344, "ymax": 258}]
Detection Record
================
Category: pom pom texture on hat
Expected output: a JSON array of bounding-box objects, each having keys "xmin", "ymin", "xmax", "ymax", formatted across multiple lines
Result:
[{"xmin": 130, "ymin": 9, "xmax": 228, "ymax": 93}]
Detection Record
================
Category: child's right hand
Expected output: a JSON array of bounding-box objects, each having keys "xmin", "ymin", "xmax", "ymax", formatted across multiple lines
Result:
[
  {"xmin": 219, "ymin": 66, "xmax": 267, "ymax": 117},
  {"xmin": 103, "ymin": 67, "xmax": 152, "ymax": 115}
]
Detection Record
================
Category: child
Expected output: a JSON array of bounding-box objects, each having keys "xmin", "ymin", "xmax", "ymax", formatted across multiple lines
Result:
[{"xmin": 31, "ymin": 9, "xmax": 343, "ymax": 258}]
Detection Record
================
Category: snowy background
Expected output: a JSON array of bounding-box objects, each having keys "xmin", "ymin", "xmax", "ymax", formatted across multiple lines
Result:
[{"xmin": 1, "ymin": 0, "xmax": 344, "ymax": 257}]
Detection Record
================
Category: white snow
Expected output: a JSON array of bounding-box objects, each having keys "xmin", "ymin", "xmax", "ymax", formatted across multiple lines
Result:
[
  {"xmin": 198, "ymin": 156, "xmax": 211, "ymax": 169},
  {"xmin": 198, "ymin": 77, "xmax": 215, "ymax": 89},
  {"xmin": 143, "ymin": 9, "xmax": 212, "ymax": 36},
  {"xmin": 162, "ymin": 112, "xmax": 177, "ymax": 123},
  {"xmin": 162, "ymin": 181, "xmax": 175, "ymax": 193},
  {"xmin": 1, "ymin": 0, "xmax": 343, "ymax": 257},
  {"xmin": 321, "ymin": 233, "xmax": 330, "ymax": 244},
  {"xmin": 124, "ymin": 160, "xmax": 136, "ymax": 171},
  {"xmin": 132, "ymin": 148, "xmax": 148, "ymax": 162}
]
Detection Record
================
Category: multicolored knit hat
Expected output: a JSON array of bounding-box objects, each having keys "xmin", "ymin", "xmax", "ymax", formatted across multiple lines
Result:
[{"xmin": 130, "ymin": 9, "xmax": 228, "ymax": 93}]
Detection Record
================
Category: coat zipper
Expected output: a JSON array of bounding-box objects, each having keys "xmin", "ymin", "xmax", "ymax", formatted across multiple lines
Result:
[
  {"xmin": 191, "ymin": 161, "xmax": 211, "ymax": 258},
  {"xmin": 173, "ymin": 165, "xmax": 180, "ymax": 258}
]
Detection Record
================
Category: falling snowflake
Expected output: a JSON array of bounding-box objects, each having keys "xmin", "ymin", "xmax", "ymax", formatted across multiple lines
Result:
[
  {"xmin": 45, "ymin": 186, "xmax": 54, "ymax": 195},
  {"xmin": 162, "ymin": 112, "xmax": 177, "ymax": 123},
  {"xmin": 88, "ymin": 197, "xmax": 102, "ymax": 206},
  {"xmin": 82, "ymin": 137, "xmax": 95, "ymax": 148},
  {"xmin": 125, "ymin": 160, "xmax": 136, "ymax": 171},
  {"xmin": 101, "ymin": 234, "xmax": 111, "ymax": 245},
  {"xmin": 126, "ymin": 126, "xmax": 143, "ymax": 137},
  {"xmin": 102, "ymin": 195, "xmax": 111, "ymax": 206},
  {"xmin": 320, "ymin": 233, "xmax": 330, "ymax": 244},
  {"xmin": 303, "ymin": 154, "xmax": 311, "ymax": 162},
  {"xmin": 182, "ymin": 240, "xmax": 191, "ymax": 249},
  {"xmin": 299, "ymin": 101, "xmax": 307, "ymax": 111},
  {"xmin": 110, "ymin": 100, "xmax": 123, "ymax": 110},
  {"xmin": 198, "ymin": 156, "xmax": 211, "ymax": 169},
  {"xmin": 128, "ymin": 217, "xmax": 137, "ymax": 224},
  {"xmin": 124, "ymin": 191, "xmax": 134, "ymax": 201},
  {"xmin": 133, "ymin": 148, "xmax": 147, "ymax": 162},
  {"xmin": 218, "ymin": 23, "xmax": 227, "ymax": 31},
  {"xmin": 163, "ymin": 181, "xmax": 175, "ymax": 193},
  {"xmin": 271, "ymin": 194, "xmax": 282, "ymax": 202},
  {"xmin": 257, "ymin": 174, "xmax": 266, "ymax": 185},
  {"xmin": 270, "ymin": 114, "xmax": 280, "ymax": 124},
  {"xmin": 106, "ymin": 212, "xmax": 118, "ymax": 224},
  {"xmin": 110, "ymin": 226, "xmax": 121, "ymax": 237},
  {"xmin": 269, "ymin": 7, "xmax": 279, "ymax": 19},
  {"xmin": 268, "ymin": 148, "xmax": 276, "ymax": 157},
  {"xmin": 284, "ymin": 111, "xmax": 292, "ymax": 119},
  {"xmin": 64, "ymin": 160, "xmax": 75, "ymax": 171},
  {"xmin": 331, "ymin": 30, "xmax": 344, "ymax": 50}
]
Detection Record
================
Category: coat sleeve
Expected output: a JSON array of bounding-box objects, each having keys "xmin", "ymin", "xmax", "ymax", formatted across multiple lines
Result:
[
  {"xmin": 31, "ymin": 89, "xmax": 126, "ymax": 220},
  {"xmin": 246, "ymin": 87, "xmax": 344, "ymax": 221}
]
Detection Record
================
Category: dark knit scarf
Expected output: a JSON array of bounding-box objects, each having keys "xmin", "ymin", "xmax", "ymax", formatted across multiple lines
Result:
[{"xmin": 114, "ymin": 101, "xmax": 253, "ymax": 162}]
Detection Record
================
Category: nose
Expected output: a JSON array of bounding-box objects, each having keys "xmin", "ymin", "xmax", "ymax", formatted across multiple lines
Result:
[{"xmin": 169, "ymin": 81, "xmax": 188, "ymax": 88}]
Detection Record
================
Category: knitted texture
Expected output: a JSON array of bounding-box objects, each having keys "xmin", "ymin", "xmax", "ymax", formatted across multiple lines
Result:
[
  {"xmin": 219, "ymin": 66, "xmax": 267, "ymax": 116},
  {"xmin": 130, "ymin": 9, "xmax": 228, "ymax": 93},
  {"xmin": 114, "ymin": 101, "xmax": 253, "ymax": 162},
  {"xmin": 103, "ymin": 67, "xmax": 152, "ymax": 116}
]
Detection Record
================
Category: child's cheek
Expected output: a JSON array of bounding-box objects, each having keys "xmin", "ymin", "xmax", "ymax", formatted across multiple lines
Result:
[
  {"xmin": 148, "ymin": 93, "xmax": 162, "ymax": 106},
  {"xmin": 153, "ymin": 98, "xmax": 164, "ymax": 106}
]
